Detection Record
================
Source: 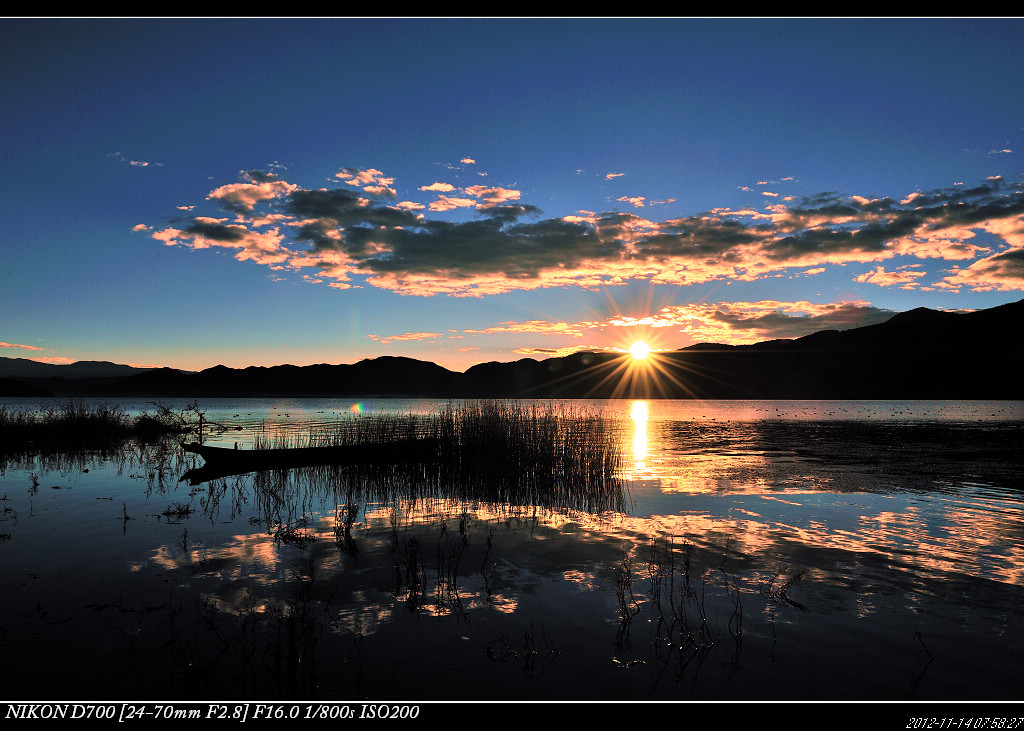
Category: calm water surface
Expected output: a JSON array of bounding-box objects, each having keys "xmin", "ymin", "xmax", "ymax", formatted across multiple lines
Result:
[{"xmin": 1, "ymin": 397, "xmax": 1022, "ymax": 702}]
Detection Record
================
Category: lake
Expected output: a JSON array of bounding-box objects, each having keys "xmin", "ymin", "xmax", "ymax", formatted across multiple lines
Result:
[{"xmin": 1, "ymin": 397, "xmax": 1023, "ymax": 707}]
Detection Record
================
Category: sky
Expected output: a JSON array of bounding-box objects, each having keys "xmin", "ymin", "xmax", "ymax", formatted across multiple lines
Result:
[{"xmin": 2, "ymin": 17, "xmax": 1024, "ymax": 373}]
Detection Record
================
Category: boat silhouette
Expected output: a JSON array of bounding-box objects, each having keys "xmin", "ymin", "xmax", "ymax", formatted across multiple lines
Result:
[{"xmin": 180, "ymin": 438, "xmax": 440, "ymax": 484}]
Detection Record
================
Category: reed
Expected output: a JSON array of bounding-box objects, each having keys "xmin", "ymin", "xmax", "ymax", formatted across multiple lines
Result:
[
  {"xmin": 762, "ymin": 567, "xmax": 808, "ymax": 610},
  {"xmin": 431, "ymin": 400, "xmax": 624, "ymax": 511},
  {"xmin": 243, "ymin": 400, "xmax": 626, "ymax": 515},
  {"xmin": 0, "ymin": 400, "xmax": 194, "ymax": 459}
]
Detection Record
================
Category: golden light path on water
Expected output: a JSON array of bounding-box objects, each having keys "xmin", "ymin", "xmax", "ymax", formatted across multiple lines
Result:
[
  {"xmin": 629, "ymin": 399, "xmax": 649, "ymax": 469},
  {"xmin": 598, "ymin": 399, "xmax": 1024, "ymax": 593}
]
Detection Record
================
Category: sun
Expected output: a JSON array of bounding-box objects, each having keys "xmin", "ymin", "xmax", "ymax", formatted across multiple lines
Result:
[{"xmin": 629, "ymin": 340, "xmax": 651, "ymax": 360}]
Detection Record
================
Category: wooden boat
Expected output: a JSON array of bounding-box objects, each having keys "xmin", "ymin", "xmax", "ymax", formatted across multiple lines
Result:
[{"xmin": 182, "ymin": 438, "xmax": 440, "ymax": 473}]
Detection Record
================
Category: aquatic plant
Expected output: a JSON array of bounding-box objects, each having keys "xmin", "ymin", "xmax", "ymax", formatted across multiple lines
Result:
[
  {"xmin": 762, "ymin": 567, "xmax": 809, "ymax": 610},
  {"xmin": 161, "ymin": 501, "xmax": 195, "ymax": 521},
  {"xmin": 485, "ymin": 623, "xmax": 559, "ymax": 678},
  {"xmin": 0, "ymin": 399, "xmax": 198, "ymax": 462},
  {"xmin": 232, "ymin": 400, "xmax": 626, "ymax": 517}
]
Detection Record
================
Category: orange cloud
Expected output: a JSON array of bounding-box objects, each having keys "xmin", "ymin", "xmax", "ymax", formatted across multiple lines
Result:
[
  {"xmin": 366, "ymin": 331, "xmax": 442, "ymax": 345},
  {"xmin": 855, "ymin": 265, "xmax": 928, "ymax": 289},
  {"xmin": 939, "ymin": 249, "xmax": 1024, "ymax": 292},
  {"xmin": 420, "ymin": 182, "xmax": 455, "ymax": 192},
  {"xmin": 30, "ymin": 356, "xmax": 75, "ymax": 365},
  {"xmin": 208, "ymin": 178, "xmax": 296, "ymax": 212},
  {"xmin": 618, "ymin": 300, "xmax": 895, "ymax": 345},
  {"xmin": 456, "ymin": 299, "xmax": 895, "ymax": 349},
  {"xmin": 464, "ymin": 185, "xmax": 521, "ymax": 206},
  {"xmin": 335, "ymin": 168, "xmax": 396, "ymax": 197},
  {"xmin": 463, "ymin": 320, "xmax": 592, "ymax": 337},
  {"xmin": 513, "ymin": 345, "xmax": 594, "ymax": 358},
  {"xmin": 152, "ymin": 220, "xmax": 293, "ymax": 267},
  {"xmin": 428, "ymin": 196, "xmax": 477, "ymax": 212}
]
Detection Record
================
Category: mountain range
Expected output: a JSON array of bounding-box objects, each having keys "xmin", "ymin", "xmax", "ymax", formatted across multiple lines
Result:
[{"xmin": 3, "ymin": 298, "xmax": 1022, "ymax": 400}]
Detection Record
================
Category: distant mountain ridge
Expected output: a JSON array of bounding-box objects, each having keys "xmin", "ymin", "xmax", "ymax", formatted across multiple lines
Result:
[
  {"xmin": 3, "ymin": 298, "xmax": 1022, "ymax": 400},
  {"xmin": 0, "ymin": 358, "xmax": 164, "ymax": 380}
]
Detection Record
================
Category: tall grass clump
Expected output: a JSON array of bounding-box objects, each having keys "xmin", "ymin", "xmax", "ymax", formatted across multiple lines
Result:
[
  {"xmin": 0, "ymin": 400, "xmax": 194, "ymax": 461},
  {"xmin": 252, "ymin": 411, "xmax": 427, "ymax": 452},
  {"xmin": 241, "ymin": 400, "xmax": 626, "ymax": 516},
  {"xmin": 433, "ymin": 400, "xmax": 624, "ymax": 512}
]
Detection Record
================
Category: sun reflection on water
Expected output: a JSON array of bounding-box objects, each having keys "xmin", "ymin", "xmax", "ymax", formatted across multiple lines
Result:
[{"xmin": 629, "ymin": 400, "xmax": 649, "ymax": 469}]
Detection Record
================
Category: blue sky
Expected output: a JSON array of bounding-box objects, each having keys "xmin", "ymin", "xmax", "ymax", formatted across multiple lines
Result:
[{"xmin": 3, "ymin": 17, "xmax": 1023, "ymax": 372}]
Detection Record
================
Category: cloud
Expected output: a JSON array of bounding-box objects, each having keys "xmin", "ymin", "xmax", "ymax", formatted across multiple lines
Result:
[
  {"xmin": 456, "ymin": 300, "xmax": 896, "ymax": 349},
  {"xmin": 0, "ymin": 342, "xmax": 77, "ymax": 366},
  {"xmin": 335, "ymin": 167, "xmax": 396, "ymax": 197},
  {"xmin": 151, "ymin": 217, "xmax": 292, "ymax": 267},
  {"xmin": 427, "ymin": 195, "xmax": 478, "ymax": 212},
  {"xmin": 147, "ymin": 171, "xmax": 1024, "ymax": 297},
  {"xmin": 606, "ymin": 300, "xmax": 897, "ymax": 345},
  {"xmin": 854, "ymin": 264, "xmax": 929, "ymax": 290},
  {"xmin": 463, "ymin": 320, "xmax": 592, "ymax": 337},
  {"xmin": 465, "ymin": 185, "xmax": 521, "ymax": 206},
  {"xmin": 110, "ymin": 151, "xmax": 161, "ymax": 167},
  {"xmin": 208, "ymin": 173, "xmax": 297, "ymax": 213},
  {"xmin": 29, "ymin": 356, "xmax": 76, "ymax": 365},
  {"xmin": 366, "ymin": 332, "xmax": 441, "ymax": 345},
  {"xmin": 940, "ymin": 248, "xmax": 1024, "ymax": 292},
  {"xmin": 513, "ymin": 345, "xmax": 594, "ymax": 358}
]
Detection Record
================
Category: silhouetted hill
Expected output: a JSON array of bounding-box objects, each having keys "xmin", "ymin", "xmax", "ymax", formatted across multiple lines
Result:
[
  {"xmin": 656, "ymin": 298, "xmax": 1024, "ymax": 399},
  {"xmin": 4, "ymin": 299, "xmax": 1022, "ymax": 399},
  {"xmin": 0, "ymin": 376, "xmax": 52, "ymax": 397},
  {"xmin": 96, "ymin": 357, "xmax": 461, "ymax": 398},
  {"xmin": 0, "ymin": 358, "xmax": 158, "ymax": 380}
]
